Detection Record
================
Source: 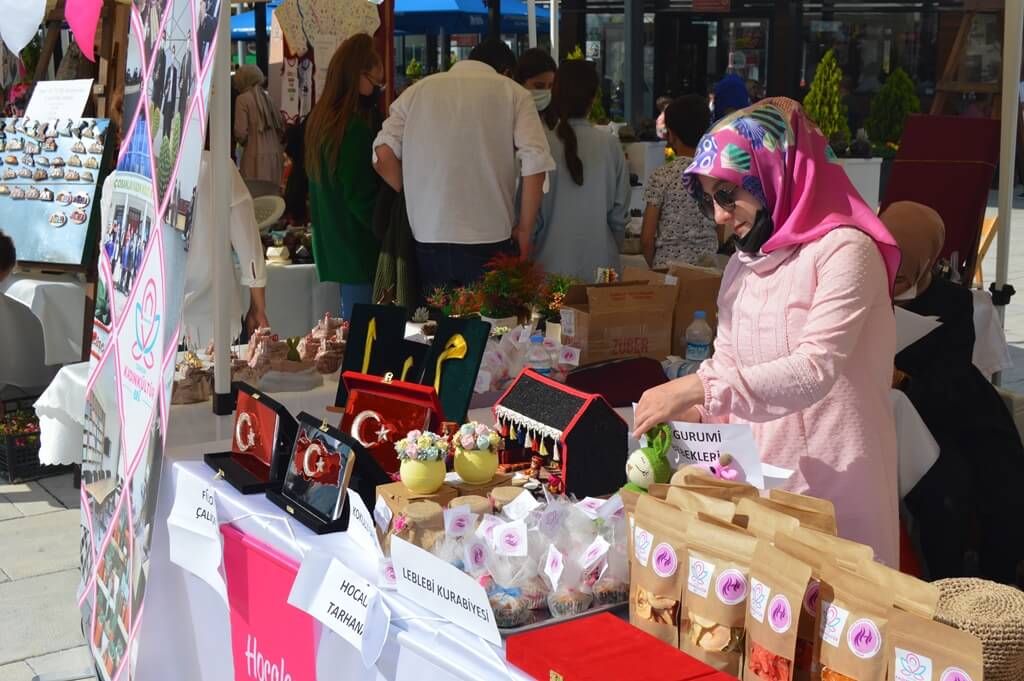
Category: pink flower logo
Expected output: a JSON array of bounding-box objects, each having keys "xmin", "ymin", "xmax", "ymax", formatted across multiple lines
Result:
[
  {"xmin": 383, "ymin": 563, "xmax": 396, "ymax": 585},
  {"xmin": 652, "ymin": 543, "xmax": 678, "ymax": 578},
  {"xmin": 393, "ymin": 514, "xmax": 408, "ymax": 533},
  {"xmin": 450, "ymin": 515, "xmax": 469, "ymax": 533},
  {"xmin": 467, "ymin": 542, "xmax": 486, "ymax": 569},
  {"xmin": 716, "ymin": 569, "xmax": 748, "ymax": 605},
  {"xmin": 498, "ymin": 527, "xmax": 523, "ymax": 552}
]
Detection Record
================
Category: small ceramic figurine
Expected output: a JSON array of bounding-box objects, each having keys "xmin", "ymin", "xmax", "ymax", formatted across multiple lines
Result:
[{"xmin": 623, "ymin": 423, "xmax": 672, "ymax": 493}]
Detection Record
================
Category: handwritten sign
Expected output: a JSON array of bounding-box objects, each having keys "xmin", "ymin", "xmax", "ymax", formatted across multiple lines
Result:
[
  {"xmin": 25, "ymin": 79, "xmax": 93, "ymax": 120},
  {"xmin": 166, "ymin": 473, "xmax": 226, "ymax": 603},
  {"xmin": 288, "ymin": 551, "xmax": 387, "ymax": 664},
  {"xmin": 391, "ymin": 537, "xmax": 501, "ymax": 646}
]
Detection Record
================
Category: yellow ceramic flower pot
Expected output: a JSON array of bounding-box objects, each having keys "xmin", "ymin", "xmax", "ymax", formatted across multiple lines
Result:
[
  {"xmin": 400, "ymin": 458, "xmax": 446, "ymax": 495},
  {"xmin": 454, "ymin": 448, "xmax": 499, "ymax": 485}
]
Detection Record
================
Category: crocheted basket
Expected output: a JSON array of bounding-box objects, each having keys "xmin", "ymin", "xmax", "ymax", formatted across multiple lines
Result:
[{"xmin": 934, "ymin": 577, "xmax": 1024, "ymax": 681}]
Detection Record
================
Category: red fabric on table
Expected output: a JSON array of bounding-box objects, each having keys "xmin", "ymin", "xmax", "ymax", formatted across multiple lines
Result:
[{"xmin": 506, "ymin": 613, "xmax": 722, "ymax": 681}]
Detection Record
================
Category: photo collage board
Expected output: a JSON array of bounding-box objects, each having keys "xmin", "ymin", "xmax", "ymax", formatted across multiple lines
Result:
[{"xmin": 78, "ymin": 0, "xmax": 218, "ymax": 675}]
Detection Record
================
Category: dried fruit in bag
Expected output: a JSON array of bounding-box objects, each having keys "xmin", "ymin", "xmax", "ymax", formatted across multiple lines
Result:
[
  {"xmin": 689, "ymin": 613, "xmax": 743, "ymax": 652},
  {"xmin": 820, "ymin": 667, "xmax": 856, "ymax": 681},
  {"xmin": 748, "ymin": 640, "xmax": 792, "ymax": 681}
]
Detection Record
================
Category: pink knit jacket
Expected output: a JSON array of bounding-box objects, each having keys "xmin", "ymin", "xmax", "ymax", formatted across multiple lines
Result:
[{"xmin": 698, "ymin": 228, "xmax": 899, "ymax": 565}]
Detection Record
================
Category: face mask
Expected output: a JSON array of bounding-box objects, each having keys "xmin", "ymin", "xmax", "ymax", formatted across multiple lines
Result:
[
  {"xmin": 734, "ymin": 209, "xmax": 774, "ymax": 254},
  {"xmin": 894, "ymin": 283, "xmax": 918, "ymax": 301},
  {"xmin": 531, "ymin": 89, "xmax": 552, "ymax": 111}
]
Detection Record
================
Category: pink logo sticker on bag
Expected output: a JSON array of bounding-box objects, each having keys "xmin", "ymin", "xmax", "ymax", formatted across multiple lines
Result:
[
  {"xmin": 715, "ymin": 568, "xmax": 748, "ymax": 605},
  {"xmin": 803, "ymin": 579, "xmax": 820, "ymax": 616},
  {"xmin": 847, "ymin": 618, "xmax": 882, "ymax": 659},
  {"xmin": 768, "ymin": 594, "xmax": 792, "ymax": 634},
  {"xmin": 652, "ymin": 543, "xmax": 678, "ymax": 578},
  {"xmin": 940, "ymin": 668, "xmax": 973, "ymax": 681}
]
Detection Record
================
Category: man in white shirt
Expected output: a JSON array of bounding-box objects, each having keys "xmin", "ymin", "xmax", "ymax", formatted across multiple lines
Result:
[{"xmin": 373, "ymin": 39, "xmax": 555, "ymax": 295}]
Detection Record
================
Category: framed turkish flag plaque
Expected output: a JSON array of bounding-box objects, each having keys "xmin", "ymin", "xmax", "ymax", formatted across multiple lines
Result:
[
  {"xmin": 333, "ymin": 370, "xmax": 444, "ymax": 475},
  {"xmin": 266, "ymin": 412, "xmax": 356, "ymax": 534},
  {"xmin": 204, "ymin": 383, "xmax": 298, "ymax": 494}
]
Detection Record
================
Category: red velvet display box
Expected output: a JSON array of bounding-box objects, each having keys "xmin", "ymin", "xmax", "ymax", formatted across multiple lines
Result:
[
  {"xmin": 330, "ymin": 371, "xmax": 444, "ymax": 475},
  {"xmin": 506, "ymin": 613, "xmax": 726, "ymax": 681}
]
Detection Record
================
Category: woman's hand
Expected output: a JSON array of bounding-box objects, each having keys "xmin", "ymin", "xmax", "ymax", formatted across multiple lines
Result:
[{"xmin": 633, "ymin": 374, "xmax": 705, "ymax": 438}]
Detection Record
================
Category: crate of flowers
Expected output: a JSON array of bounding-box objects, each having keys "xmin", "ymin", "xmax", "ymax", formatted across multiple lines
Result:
[{"xmin": 0, "ymin": 409, "xmax": 43, "ymax": 482}]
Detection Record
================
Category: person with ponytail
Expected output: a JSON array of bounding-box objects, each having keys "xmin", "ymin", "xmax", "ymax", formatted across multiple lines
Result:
[
  {"xmin": 529, "ymin": 59, "xmax": 630, "ymax": 282},
  {"xmin": 633, "ymin": 99, "xmax": 902, "ymax": 566},
  {"xmin": 306, "ymin": 34, "xmax": 384, "ymax": 320}
]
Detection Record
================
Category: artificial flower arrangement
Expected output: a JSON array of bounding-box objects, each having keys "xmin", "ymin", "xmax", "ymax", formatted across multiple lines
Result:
[
  {"xmin": 453, "ymin": 422, "xmax": 502, "ymax": 484},
  {"xmin": 426, "ymin": 284, "xmax": 483, "ymax": 318},
  {"xmin": 537, "ymin": 273, "xmax": 580, "ymax": 325},
  {"xmin": 479, "ymin": 254, "xmax": 546, "ymax": 323},
  {"xmin": 395, "ymin": 430, "xmax": 450, "ymax": 494}
]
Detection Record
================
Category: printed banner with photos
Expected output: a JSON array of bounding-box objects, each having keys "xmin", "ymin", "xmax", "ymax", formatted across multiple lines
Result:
[{"xmin": 78, "ymin": 0, "xmax": 218, "ymax": 675}]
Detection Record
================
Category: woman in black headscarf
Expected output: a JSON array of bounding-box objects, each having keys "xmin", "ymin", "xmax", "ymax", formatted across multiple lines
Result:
[{"xmin": 883, "ymin": 201, "xmax": 1024, "ymax": 586}]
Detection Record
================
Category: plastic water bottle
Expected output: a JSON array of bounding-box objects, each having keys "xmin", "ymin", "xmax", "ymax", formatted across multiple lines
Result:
[
  {"xmin": 684, "ymin": 311, "xmax": 714, "ymax": 361},
  {"xmin": 526, "ymin": 334, "xmax": 553, "ymax": 376}
]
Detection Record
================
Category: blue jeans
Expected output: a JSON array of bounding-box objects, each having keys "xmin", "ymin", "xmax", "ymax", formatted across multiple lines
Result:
[
  {"xmin": 340, "ymin": 283, "xmax": 373, "ymax": 321},
  {"xmin": 414, "ymin": 239, "xmax": 515, "ymax": 298}
]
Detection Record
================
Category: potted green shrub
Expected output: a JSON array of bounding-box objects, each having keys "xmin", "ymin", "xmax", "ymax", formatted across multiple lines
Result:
[
  {"xmin": 478, "ymin": 254, "xmax": 545, "ymax": 329},
  {"xmin": 803, "ymin": 48, "xmax": 851, "ymax": 156},
  {"xmin": 537, "ymin": 273, "xmax": 580, "ymax": 340},
  {"xmin": 865, "ymin": 68, "xmax": 920, "ymax": 203}
]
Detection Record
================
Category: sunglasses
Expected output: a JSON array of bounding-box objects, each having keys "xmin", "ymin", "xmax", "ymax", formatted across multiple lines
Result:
[{"xmin": 697, "ymin": 185, "xmax": 738, "ymax": 221}]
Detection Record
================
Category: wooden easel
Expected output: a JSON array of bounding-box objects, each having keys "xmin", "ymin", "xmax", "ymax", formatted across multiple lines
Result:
[
  {"xmin": 931, "ymin": 0, "xmax": 1004, "ymax": 119},
  {"xmin": 29, "ymin": 0, "xmax": 131, "ymax": 362}
]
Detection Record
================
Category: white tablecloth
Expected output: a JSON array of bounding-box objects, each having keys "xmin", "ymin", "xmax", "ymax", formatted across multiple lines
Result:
[
  {"xmin": 248, "ymin": 263, "xmax": 341, "ymax": 339},
  {"xmin": 971, "ymin": 289, "xmax": 1013, "ymax": 380},
  {"xmin": 33, "ymin": 361, "xmax": 88, "ymax": 466},
  {"xmin": 2, "ymin": 272, "xmax": 86, "ymax": 365}
]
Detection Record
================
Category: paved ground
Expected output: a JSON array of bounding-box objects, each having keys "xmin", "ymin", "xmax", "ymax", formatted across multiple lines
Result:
[
  {"xmin": 2, "ymin": 191, "xmax": 1024, "ymax": 678},
  {"xmin": 0, "ymin": 474, "xmax": 95, "ymax": 681}
]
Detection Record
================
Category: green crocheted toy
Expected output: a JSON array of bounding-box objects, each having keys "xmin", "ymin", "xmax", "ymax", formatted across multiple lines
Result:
[{"xmin": 623, "ymin": 423, "xmax": 672, "ymax": 494}]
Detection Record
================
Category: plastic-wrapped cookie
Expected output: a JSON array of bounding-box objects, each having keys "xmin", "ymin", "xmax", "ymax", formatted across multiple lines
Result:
[
  {"xmin": 10, "ymin": 187, "xmax": 25, "ymax": 199},
  {"xmin": 0, "ymin": 184, "xmax": 8, "ymax": 195},
  {"xmin": 65, "ymin": 170, "xmax": 80, "ymax": 181},
  {"xmin": 84, "ymin": 157, "xmax": 99, "ymax": 169},
  {"xmin": 17, "ymin": 167, "xmax": 31, "ymax": 178},
  {"xmin": 42, "ymin": 139, "xmax": 57, "ymax": 152},
  {"xmin": 24, "ymin": 140, "xmax": 39, "ymax": 155},
  {"xmin": 88, "ymin": 142, "xmax": 103, "ymax": 154},
  {"xmin": 68, "ymin": 154, "xmax": 82, "ymax": 167},
  {"xmin": 82, "ymin": 125, "xmax": 95, "ymax": 139},
  {"xmin": 81, "ymin": 171, "xmax": 94, "ymax": 182},
  {"xmin": 35, "ymin": 156, "xmax": 49, "ymax": 166},
  {"xmin": 71, "ymin": 140, "xmax": 86, "ymax": 154},
  {"xmin": 4, "ymin": 155, "xmax": 17, "ymax": 165},
  {"xmin": 51, "ymin": 155, "xmax": 64, "ymax": 167},
  {"xmin": 3, "ymin": 168, "xmax": 15, "ymax": 180},
  {"xmin": 19, "ymin": 153, "xmax": 33, "ymax": 166},
  {"xmin": 5, "ymin": 139, "xmax": 21, "ymax": 151},
  {"xmin": 49, "ymin": 167, "xmax": 64, "ymax": 179},
  {"xmin": 25, "ymin": 187, "xmax": 40, "ymax": 200},
  {"xmin": 39, "ymin": 188, "xmax": 54, "ymax": 202},
  {"xmin": 33, "ymin": 168, "xmax": 48, "ymax": 181},
  {"xmin": 56, "ymin": 191, "xmax": 71, "ymax": 205},
  {"xmin": 49, "ymin": 211, "xmax": 67, "ymax": 227},
  {"xmin": 70, "ymin": 208, "xmax": 88, "ymax": 224},
  {"xmin": 73, "ymin": 192, "xmax": 90, "ymax": 207}
]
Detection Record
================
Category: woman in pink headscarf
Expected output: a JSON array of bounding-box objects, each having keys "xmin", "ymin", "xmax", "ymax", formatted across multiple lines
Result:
[{"xmin": 633, "ymin": 98, "xmax": 902, "ymax": 564}]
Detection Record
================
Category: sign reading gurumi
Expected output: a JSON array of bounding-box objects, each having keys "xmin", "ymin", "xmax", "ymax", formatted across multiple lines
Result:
[{"xmin": 79, "ymin": 0, "xmax": 218, "ymax": 674}]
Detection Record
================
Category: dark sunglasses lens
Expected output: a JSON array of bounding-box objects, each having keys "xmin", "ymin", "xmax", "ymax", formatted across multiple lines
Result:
[
  {"xmin": 715, "ymin": 188, "xmax": 737, "ymax": 211},
  {"xmin": 698, "ymin": 193, "xmax": 715, "ymax": 220}
]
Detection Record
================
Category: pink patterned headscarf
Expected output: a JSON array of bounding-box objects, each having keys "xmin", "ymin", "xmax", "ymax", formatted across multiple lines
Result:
[{"xmin": 682, "ymin": 97, "xmax": 900, "ymax": 294}]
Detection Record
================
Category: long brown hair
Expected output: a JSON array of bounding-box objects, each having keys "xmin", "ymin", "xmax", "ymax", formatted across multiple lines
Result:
[
  {"xmin": 552, "ymin": 60, "xmax": 599, "ymax": 186},
  {"xmin": 305, "ymin": 33, "xmax": 381, "ymax": 183}
]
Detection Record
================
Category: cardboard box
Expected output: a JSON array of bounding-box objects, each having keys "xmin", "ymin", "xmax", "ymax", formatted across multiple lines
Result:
[
  {"xmin": 449, "ymin": 472, "xmax": 514, "ymax": 497},
  {"xmin": 376, "ymin": 481, "xmax": 458, "ymax": 519},
  {"xmin": 560, "ymin": 282, "xmax": 677, "ymax": 366},
  {"xmin": 622, "ymin": 264, "xmax": 723, "ymax": 356}
]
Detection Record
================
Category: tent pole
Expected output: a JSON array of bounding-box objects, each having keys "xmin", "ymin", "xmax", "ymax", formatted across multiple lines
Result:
[
  {"xmin": 211, "ymin": 0, "xmax": 232, "ymax": 415},
  {"xmin": 528, "ymin": 0, "xmax": 537, "ymax": 48},
  {"xmin": 549, "ymin": 0, "xmax": 558, "ymax": 61},
  {"xmin": 995, "ymin": 0, "xmax": 1023, "ymax": 325}
]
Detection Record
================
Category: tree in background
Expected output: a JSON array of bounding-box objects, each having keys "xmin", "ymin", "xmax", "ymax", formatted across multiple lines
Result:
[
  {"xmin": 865, "ymin": 68, "xmax": 920, "ymax": 154},
  {"xmin": 803, "ymin": 49, "xmax": 850, "ymax": 152}
]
